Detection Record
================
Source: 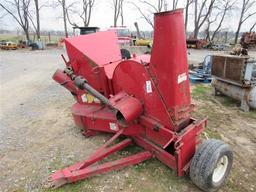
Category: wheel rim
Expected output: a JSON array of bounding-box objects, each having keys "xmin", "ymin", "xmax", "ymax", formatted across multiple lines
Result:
[{"xmin": 212, "ymin": 155, "xmax": 229, "ymax": 183}]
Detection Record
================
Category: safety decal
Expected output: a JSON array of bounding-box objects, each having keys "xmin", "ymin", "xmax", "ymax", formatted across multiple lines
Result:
[
  {"xmin": 109, "ymin": 122, "xmax": 119, "ymax": 131},
  {"xmin": 146, "ymin": 80, "xmax": 152, "ymax": 93},
  {"xmin": 177, "ymin": 72, "xmax": 187, "ymax": 84}
]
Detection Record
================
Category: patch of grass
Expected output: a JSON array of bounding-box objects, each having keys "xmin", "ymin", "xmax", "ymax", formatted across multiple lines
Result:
[
  {"xmin": 225, "ymin": 180, "xmax": 241, "ymax": 192},
  {"xmin": 10, "ymin": 190, "xmax": 26, "ymax": 192},
  {"xmin": 44, "ymin": 181, "xmax": 98, "ymax": 192},
  {"xmin": 132, "ymin": 159, "xmax": 188, "ymax": 188},
  {"xmin": 133, "ymin": 160, "xmax": 150, "ymax": 172},
  {"xmin": 48, "ymin": 151, "xmax": 66, "ymax": 172},
  {"xmin": 215, "ymin": 95, "xmax": 239, "ymax": 107},
  {"xmin": 204, "ymin": 128, "xmax": 222, "ymax": 139},
  {"xmin": 42, "ymin": 173, "xmax": 96, "ymax": 192},
  {"xmin": 44, "ymin": 182, "xmax": 83, "ymax": 192},
  {"xmin": 191, "ymin": 84, "xmax": 212, "ymax": 99},
  {"xmin": 125, "ymin": 176, "xmax": 133, "ymax": 185},
  {"xmin": 121, "ymin": 144, "xmax": 142, "ymax": 154},
  {"xmin": 221, "ymin": 97, "xmax": 237, "ymax": 107},
  {"xmin": 44, "ymin": 150, "xmax": 85, "ymax": 192},
  {"xmin": 0, "ymin": 34, "xmax": 62, "ymax": 44},
  {"xmin": 223, "ymin": 168, "xmax": 244, "ymax": 192},
  {"xmin": 238, "ymin": 109, "xmax": 256, "ymax": 119}
]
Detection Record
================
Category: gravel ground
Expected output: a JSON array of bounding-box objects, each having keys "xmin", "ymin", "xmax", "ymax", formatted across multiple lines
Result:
[{"xmin": 0, "ymin": 48, "xmax": 255, "ymax": 192}]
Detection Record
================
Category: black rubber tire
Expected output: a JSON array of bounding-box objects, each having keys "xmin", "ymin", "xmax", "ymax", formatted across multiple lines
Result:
[
  {"xmin": 190, "ymin": 139, "xmax": 233, "ymax": 192},
  {"xmin": 121, "ymin": 48, "xmax": 131, "ymax": 59}
]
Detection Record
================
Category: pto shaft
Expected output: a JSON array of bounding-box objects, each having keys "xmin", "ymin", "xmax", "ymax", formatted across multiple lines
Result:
[{"xmin": 74, "ymin": 76, "xmax": 112, "ymax": 107}]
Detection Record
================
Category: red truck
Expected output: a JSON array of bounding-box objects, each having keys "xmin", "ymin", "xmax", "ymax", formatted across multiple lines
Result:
[{"xmin": 108, "ymin": 26, "xmax": 131, "ymax": 46}]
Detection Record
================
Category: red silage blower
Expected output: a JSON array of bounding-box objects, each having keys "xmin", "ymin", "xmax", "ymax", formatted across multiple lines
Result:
[{"xmin": 50, "ymin": 9, "xmax": 233, "ymax": 191}]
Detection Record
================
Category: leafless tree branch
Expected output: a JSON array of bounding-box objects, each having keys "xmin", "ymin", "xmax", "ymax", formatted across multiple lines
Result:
[
  {"xmin": 193, "ymin": 0, "xmax": 216, "ymax": 39},
  {"xmin": 112, "ymin": 0, "xmax": 124, "ymax": 27},
  {"xmin": 185, "ymin": 0, "xmax": 193, "ymax": 33},
  {"xmin": 0, "ymin": 0, "xmax": 31, "ymax": 41},
  {"xmin": 210, "ymin": 0, "xmax": 236, "ymax": 41},
  {"xmin": 249, "ymin": 21, "xmax": 256, "ymax": 32},
  {"xmin": 129, "ymin": 1, "xmax": 154, "ymax": 28},
  {"xmin": 234, "ymin": 0, "xmax": 256, "ymax": 43}
]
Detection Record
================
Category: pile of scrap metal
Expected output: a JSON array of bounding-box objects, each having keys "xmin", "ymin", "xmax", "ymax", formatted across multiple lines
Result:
[
  {"xmin": 211, "ymin": 54, "xmax": 256, "ymax": 112},
  {"xmin": 30, "ymin": 40, "xmax": 45, "ymax": 50},
  {"xmin": 186, "ymin": 38, "xmax": 208, "ymax": 49},
  {"xmin": 230, "ymin": 44, "xmax": 248, "ymax": 56},
  {"xmin": 204, "ymin": 42, "xmax": 231, "ymax": 51},
  {"xmin": 189, "ymin": 55, "xmax": 212, "ymax": 83},
  {"xmin": 240, "ymin": 32, "xmax": 256, "ymax": 48}
]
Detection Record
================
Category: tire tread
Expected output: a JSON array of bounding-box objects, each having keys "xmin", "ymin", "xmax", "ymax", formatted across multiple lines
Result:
[{"xmin": 190, "ymin": 139, "xmax": 233, "ymax": 192}]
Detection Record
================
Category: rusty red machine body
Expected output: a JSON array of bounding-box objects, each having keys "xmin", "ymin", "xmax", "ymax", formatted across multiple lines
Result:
[{"xmin": 50, "ymin": 9, "xmax": 207, "ymax": 189}]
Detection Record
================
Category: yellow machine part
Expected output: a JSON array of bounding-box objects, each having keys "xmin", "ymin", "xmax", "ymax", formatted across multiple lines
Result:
[
  {"xmin": 135, "ymin": 39, "xmax": 152, "ymax": 46},
  {"xmin": 86, "ymin": 94, "xmax": 94, "ymax": 103},
  {"xmin": 81, "ymin": 93, "xmax": 100, "ymax": 103}
]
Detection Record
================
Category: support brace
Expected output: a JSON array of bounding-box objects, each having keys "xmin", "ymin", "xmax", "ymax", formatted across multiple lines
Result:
[{"xmin": 48, "ymin": 130, "xmax": 152, "ymax": 189}]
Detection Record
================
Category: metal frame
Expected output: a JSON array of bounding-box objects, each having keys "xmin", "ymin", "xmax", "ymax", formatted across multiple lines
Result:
[{"xmin": 48, "ymin": 130, "xmax": 152, "ymax": 188}]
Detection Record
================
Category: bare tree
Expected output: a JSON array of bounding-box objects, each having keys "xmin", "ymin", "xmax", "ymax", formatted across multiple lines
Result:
[
  {"xmin": 210, "ymin": 0, "xmax": 235, "ymax": 41},
  {"xmin": 129, "ymin": 0, "xmax": 165, "ymax": 29},
  {"xmin": 51, "ymin": 0, "xmax": 70, "ymax": 37},
  {"xmin": 204, "ymin": 0, "xmax": 235, "ymax": 41},
  {"xmin": 63, "ymin": 0, "xmax": 68, "ymax": 37},
  {"xmin": 25, "ymin": 0, "xmax": 49, "ymax": 40},
  {"xmin": 204, "ymin": 13, "xmax": 219, "ymax": 40},
  {"xmin": 28, "ymin": 0, "xmax": 46, "ymax": 40},
  {"xmin": 112, "ymin": 0, "xmax": 124, "ymax": 27},
  {"xmin": 172, "ymin": 0, "xmax": 178, "ymax": 10},
  {"xmin": 0, "ymin": 12, "xmax": 7, "ymax": 27},
  {"xmin": 61, "ymin": 0, "xmax": 68, "ymax": 37},
  {"xmin": 66, "ymin": 0, "xmax": 95, "ymax": 27},
  {"xmin": 234, "ymin": 0, "xmax": 256, "ymax": 44},
  {"xmin": 139, "ymin": 0, "xmax": 165, "ymax": 12},
  {"xmin": 33, "ymin": 0, "xmax": 40, "ymax": 39},
  {"xmin": 249, "ymin": 22, "xmax": 256, "ymax": 32},
  {"xmin": 0, "ymin": 10, "xmax": 7, "ymax": 24},
  {"xmin": 193, "ymin": 0, "xmax": 216, "ymax": 39},
  {"xmin": 184, "ymin": 0, "xmax": 193, "ymax": 33},
  {"xmin": 0, "ymin": 11, "xmax": 7, "ymax": 19},
  {"xmin": 120, "ymin": 0, "xmax": 124, "ymax": 26},
  {"xmin": 80, "ymin": 0, "xmax": 95, "ymax": 26},
  {"xmin": 130, "ymin": 2, "xmax": 153, "ymax": 28},
  {"xmin": 65, "ymin": 1, "xmax": 80, "ymax": 27},
  {"xmin": 53, "ymin": 0, "xmax": 68, "ymax": 37},
  {"xmin": 0, "ymin": 0, "xmax": 31, "ymax": 41}
]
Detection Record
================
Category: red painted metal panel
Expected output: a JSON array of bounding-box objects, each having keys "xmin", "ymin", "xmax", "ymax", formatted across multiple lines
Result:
[
  {"xmin": 52, "ymin": 69, "xmax": 78, "ymax": 94},
  {"xmin": 49, "ymin": 151, "xmax": 152, "ymax": 187},
  {"xmin": 175, "ymin": 118, "xmax": 206, "ymax": 176},
  {"xmin": 150, "ymin": 9, "xmax": 191, "ymax": 126},
  {"xmin": 65, "ymin": 31, "xmax": 121, "ymax": 96},
  {"xmin": 79, "ymin": 138, "xmax": 132, "ymax": 169},
  {"xmin": 112, "ymin": 60, "xmax": 174, "ymax": 128},
  {"xmin": 103, "ymin": 60, "xmax": 120, "ymax": 79},
  {"xmin": 110, "ymin": 91, "xmax": 143, "ymax": 124},
  {"xmin": 134, "ymin": 136, "xmax": 177, "ymax": 170},
  {"xmin": 139, "ymin": 116, "xmax": 174, "ymax": 148},
  {"xmin": 70, "ymin": 151, "xmax": 152, "ymax": 182},
  {"xmin": 65, "ymin": 31, "xmax": 121, "ymax": 66},
  {"xmin": 72, "ymin": 103, "xmax": 143, "ymax": 136}
]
